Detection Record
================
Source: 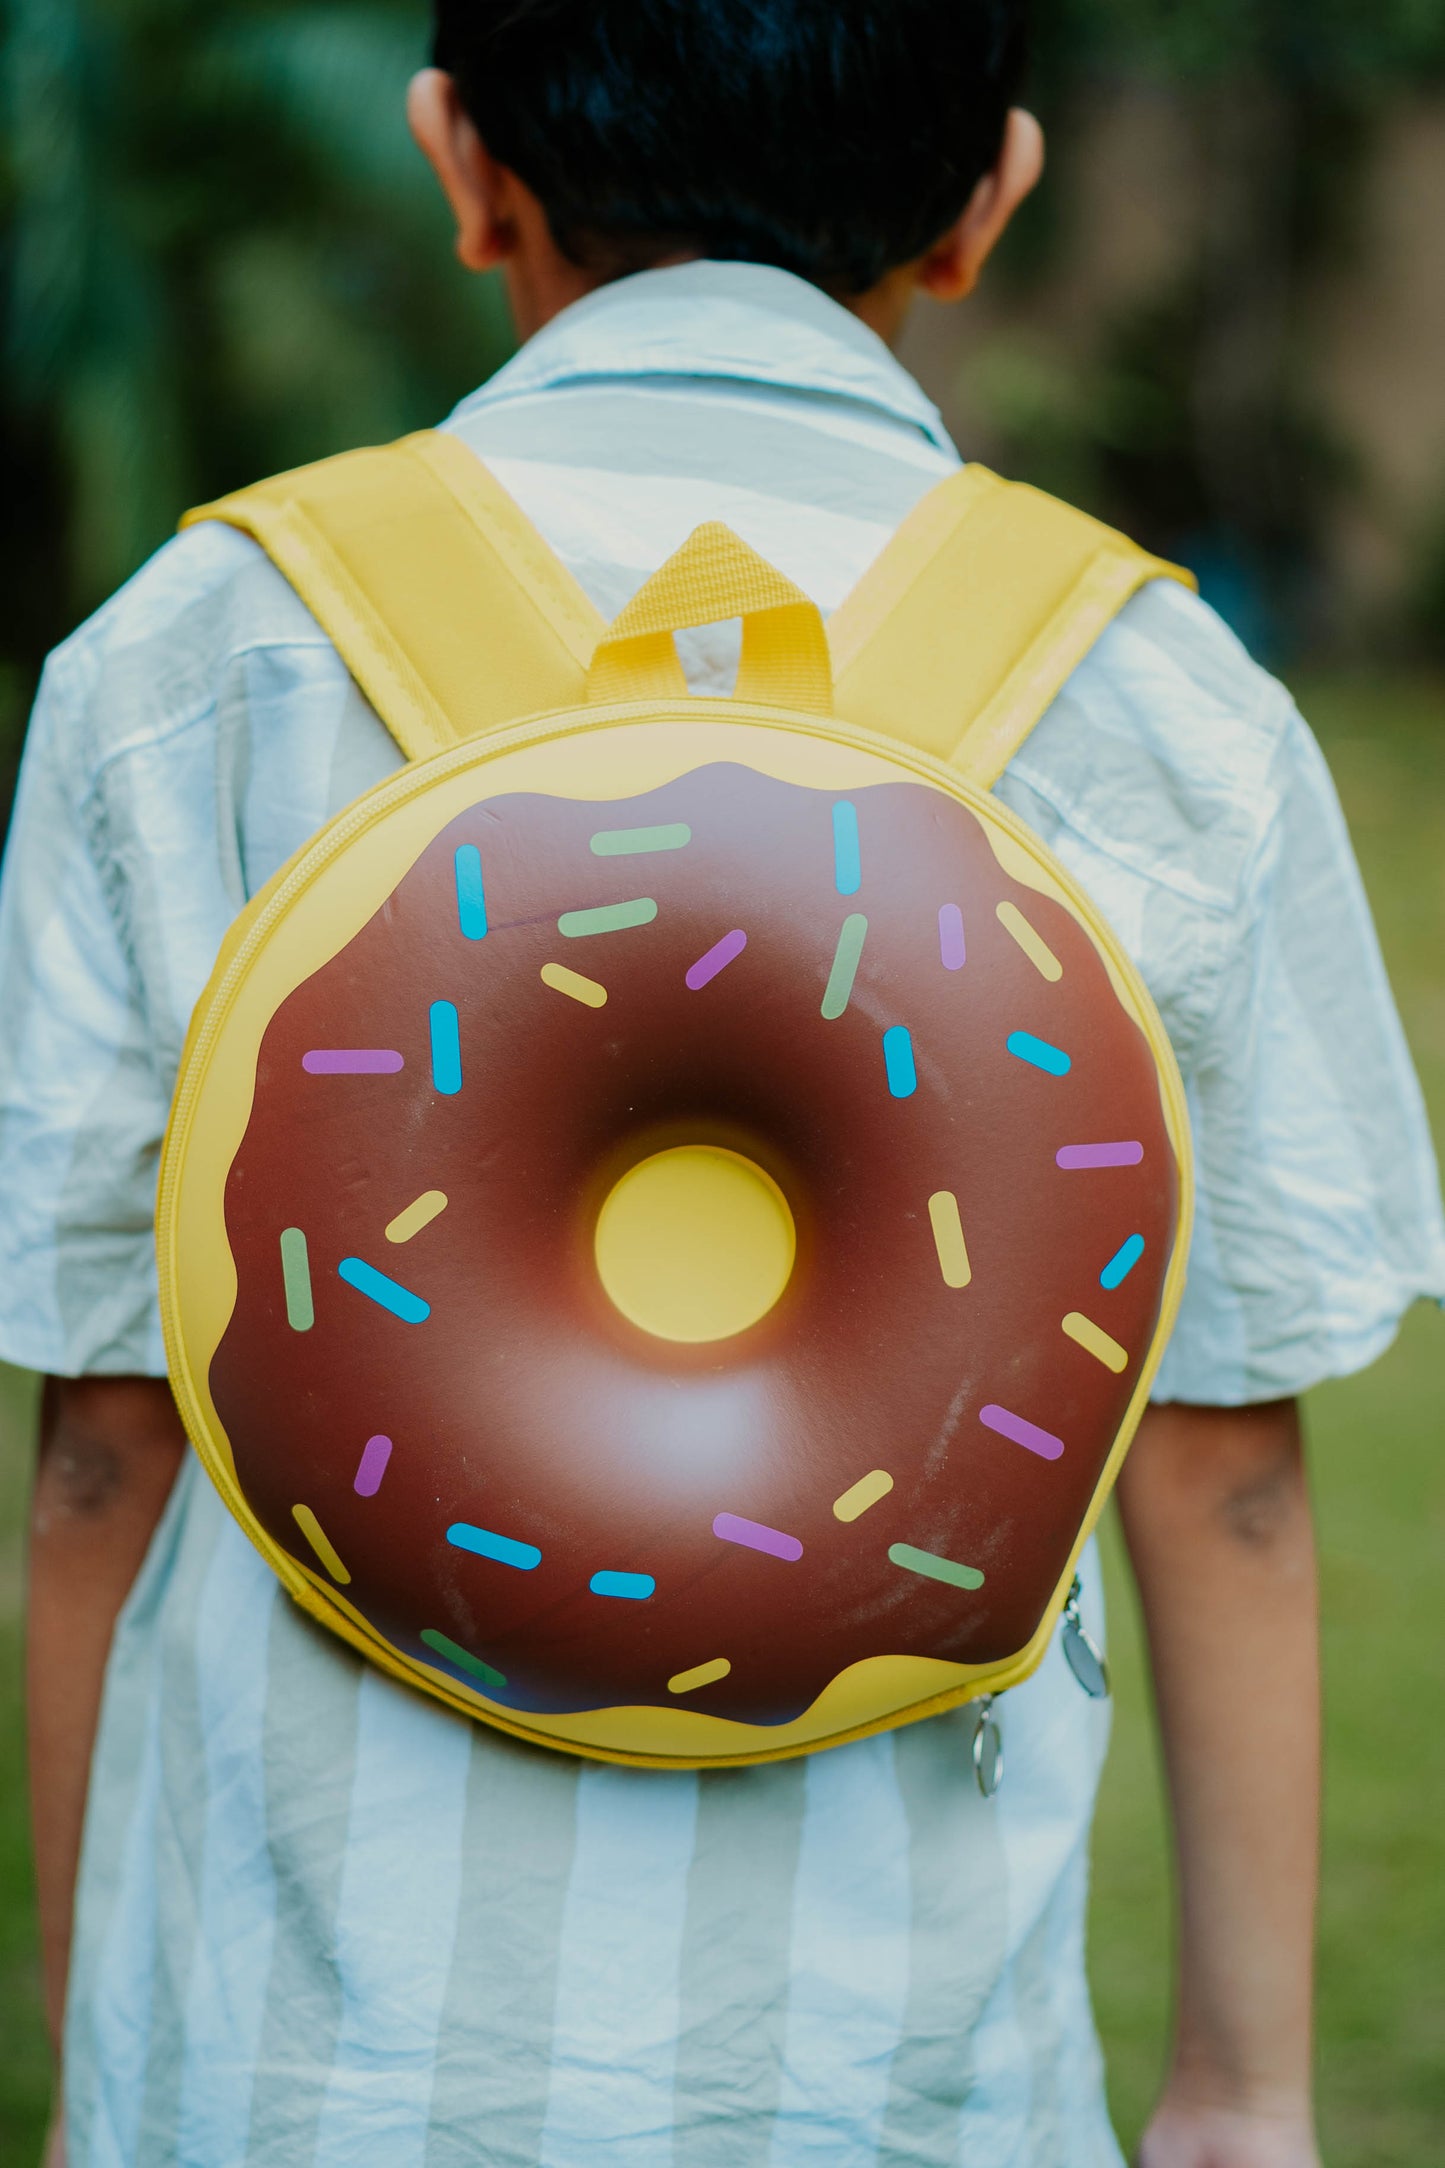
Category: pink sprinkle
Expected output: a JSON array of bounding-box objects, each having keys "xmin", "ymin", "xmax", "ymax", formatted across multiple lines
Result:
[
  {"xmin": 1056, "ymin": 1141, "xmax": 1144, "ymax": 1171},
  {"xmin": 303, "ymin": 1049, "xmax": 404, "ymax": 1075},
  {"xmin": 354, "ymin": 1434, "xmax": 393, "ymax": 1496},
  {"xmin": 712, "ymin": 1511, "xmax": 803, "ymax": 1562},
  {"xmin": 980, "ymin": 1404, "xmax": 1064, "ymax": 1460},
  {"xmin": 686, "ymin": 928, "xmax": 747, "ymax": 990},
  {"xmin": 938, "ymin": 903, "xmax": 966, "ymax": 970}
]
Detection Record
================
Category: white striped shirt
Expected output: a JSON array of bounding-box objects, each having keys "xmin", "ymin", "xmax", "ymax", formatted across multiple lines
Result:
[{"xmin": 2, "ymin": 262, "xmax": 1442, "ymax": 2166}]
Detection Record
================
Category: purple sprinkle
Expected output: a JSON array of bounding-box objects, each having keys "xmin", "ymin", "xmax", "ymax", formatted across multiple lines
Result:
[
  {"xmin": 303, "ymin": 1049, "xmax": 404, "ymax": 1075},
  {"xmin": 980, "ymin": 1404, "xmax": 1064, "ymax": 1461},
  {"xmin": 686, "ymin": 928, "xmax": 747, "ymax": 991},
  {"xmin": 938, "ymin": 903, "xmax": 966, "ymax": 970},
  {"xmin": 712, "ymin": 1511, "xmax": 803, "ymax": 1562},
  {"xmin": 354, "ymin": 1434, "xmax": 393, "ymax": 1496},
  {"xmin": 1056, "ymin": 1141, "xmax": 1144, "ymax": 1171}
]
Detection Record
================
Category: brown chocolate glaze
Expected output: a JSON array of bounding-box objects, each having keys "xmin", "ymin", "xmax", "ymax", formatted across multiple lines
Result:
[{"xmin": 211, "ymin": 763, "xmax": 1177, "ymax": 1726}]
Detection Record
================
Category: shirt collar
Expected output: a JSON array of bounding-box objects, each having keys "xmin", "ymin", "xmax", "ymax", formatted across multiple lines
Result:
[{"xmin": 447, "ymin": 260, "xmax": 954, "ymax": 453}]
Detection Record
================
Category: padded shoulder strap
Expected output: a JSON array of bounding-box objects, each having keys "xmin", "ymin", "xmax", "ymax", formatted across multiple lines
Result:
[
  {"xmin": 828, "ymin": 465, "xmax": 1195, "ymax": 789},
  {"xmin": 182, "ymin": 431, "xmax": 606, "ymax": 764}
]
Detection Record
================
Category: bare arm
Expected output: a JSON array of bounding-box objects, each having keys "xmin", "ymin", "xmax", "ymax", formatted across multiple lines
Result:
[
  {"xmin": 28, "ymin": 1376, "xmax": 186, "ymax": 2054},
  {"xmin": 1119, "ymin": 1399, "xmax": 1321, "ymax": 2168}
]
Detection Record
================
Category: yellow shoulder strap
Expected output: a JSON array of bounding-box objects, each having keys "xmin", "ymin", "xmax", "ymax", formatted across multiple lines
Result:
[
  {"xmin": 829, "ymin": 464, "xmax": 1195, "ymax": 789},
  {"xmin": 183, "ymin": 431, "xmax": 1193, "ymax": 788},
  {"xmin": 181, "ymin": 430, "xmax": 605, "ymax": 764}
]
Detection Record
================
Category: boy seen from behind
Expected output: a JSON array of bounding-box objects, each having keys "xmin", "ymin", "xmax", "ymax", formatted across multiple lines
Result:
[{"xmin": 4, "ymin": 5, "xmax": 1443, "ymax": 2166}]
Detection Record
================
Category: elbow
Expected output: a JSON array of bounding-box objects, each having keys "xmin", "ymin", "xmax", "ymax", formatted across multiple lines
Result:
[
  {"xmin": 33, "ymin": 1425, "xmax": 129, "ymax": 1528},
  {"xmin": 33, "ymin": 1376, "xmax": 187, "ymax": 1536},
  {"xmin": 1213, "ymin": 1423, "xmax": 1310, "ymax": 1550},
  {"xmin": 1119, "ymin": 1398, "xmax": 1312, "ymax": 1559}
]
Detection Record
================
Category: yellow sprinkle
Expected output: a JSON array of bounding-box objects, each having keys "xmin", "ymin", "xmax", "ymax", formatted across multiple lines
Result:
[
  {"xmin": 833, "ymin": 1469, "xmax": 895, "ymax": 1523},
  {"xmin": 927, "ymin": 1190, "xmax": 972, "ymax": 1289},
  {"xmin": 996, "ymin": 900, "xmax": 1063, "ymax": 982},
  {"xmin": 385, "ymin": 1189, "xmax": 448, "ymax": 1244},
  {"xmin": 292, "ymin": 1504, "xmax": 351, "ymax": 1584},
  {"xmin": 1062, "ymin": 1311, "xmax": 1129, "ymax": 1374},
  {"xmin": 668, "ymin": 1656, "xmax": 732, "ymax": 1696},
  {"xmin": 541, "ymin": 961, "xmax": 608, "ymax": 1008}
]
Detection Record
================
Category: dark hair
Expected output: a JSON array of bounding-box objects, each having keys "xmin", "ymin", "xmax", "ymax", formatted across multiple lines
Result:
[{"xmin": 431, "ymin": 1, "xmax": 1028, "ymax": 295}]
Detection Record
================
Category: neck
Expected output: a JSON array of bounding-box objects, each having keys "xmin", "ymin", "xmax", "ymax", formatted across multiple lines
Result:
[{"xmin": 501, "ymin": 248, "xmax": 918, "ymax": 350}]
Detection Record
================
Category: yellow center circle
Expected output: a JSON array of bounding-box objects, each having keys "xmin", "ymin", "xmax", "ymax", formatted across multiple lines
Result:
[{"xmin": 594, "ymin": 1146, "xmax": 796, "ymax": 1343}]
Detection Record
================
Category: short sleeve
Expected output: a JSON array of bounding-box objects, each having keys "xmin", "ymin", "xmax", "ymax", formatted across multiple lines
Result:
[
  {"xmin": 0, "ymin": 648, "xmax": 171, "ymax": 1376},
  {"xmin": 1152, "ymin": 706, "xmax": 1445, "ymax": 1404}
]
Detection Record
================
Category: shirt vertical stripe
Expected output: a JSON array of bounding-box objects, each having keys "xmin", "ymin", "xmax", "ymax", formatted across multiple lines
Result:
[
  {"xmin": 768, "ymin": 1734, "xmax": 912, "ymax": 2162},
  {"xmin": 538, "ymin": 1763, "xmax": 700, "ymax": 2166},
  {"xmin": 174, "ymin": 1530, "xmax": 283, "ymax": 2163},
  {"xmin": 311, "ymin": 1671, "xmax": 472, "ymax": 2168},
  {"xmin": 1015, "ymin": 1834, "xmax": 1122, "ymax": 2166},
  {"xmin": 243, "ymin": 1597, "xmax": 364, "ymax": 2165},
  {"xmin": 874, "ymin": 1710, "xmax": 1011, "ymax": 2165},
  {"xmin": 981, "ymin": 1548, "xmax": 1118, "ymax": 2161},
  {"xmin": 946, "ymin": 1967, "xmax": 1028, "ymax": 2162},
  {"xmin": 670, "ymin": 1756, "xmax": 809, "ymax": 2161},
  {"xmin": 74, "ymin": 1687, "xmax": 166, "ymax": 2168},
  {"xmin": 424, "ymin": 1732, "xmax": 583, "ymax": 2168},
  {"xmin": 132, "ymin": 1496, "xmax": 237, "ymax": 2163},
  {"xmin": 1013, "ymin": 1888, "xmax": 1071, "ymax": 2162},
  {"xmin": 63, "ymin": 1467, "xmax": 196, "ymax": 2165}
]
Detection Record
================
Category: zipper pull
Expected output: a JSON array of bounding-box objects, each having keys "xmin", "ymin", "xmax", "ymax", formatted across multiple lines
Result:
[
  {"xmin": 1061, "ymin": 1575, "xmax": 1110, "ymax": 1699},
  {"xmin": 972, "ymin": 1693, "xmax": 1004, "ymax": 1797}
]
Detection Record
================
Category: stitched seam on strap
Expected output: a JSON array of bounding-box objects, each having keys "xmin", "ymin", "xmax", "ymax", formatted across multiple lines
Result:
[
  {"xmin": 949, "ymin": 554, "xmax": 1167, "ymax": 789},
  {"xmin": 400, "ymin": 432, "xmax": 605, "ymax": 659},
  {"xmin": 825, "ymin": 464, "xmax": 1003, "ymax": 671},
  {"xmin": 272, "ymin": 500, "xmax": 459, "ymax": 763}
]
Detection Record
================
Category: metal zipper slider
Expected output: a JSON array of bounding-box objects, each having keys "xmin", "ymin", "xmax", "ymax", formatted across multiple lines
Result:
[
  {"xmin": 1060, "ymin": 1575, "xmax": 1109, "ymax": 1699},
  {"xmin": 972, "ymin": 1693, "xmax": 1004, "ymax": 1797}
]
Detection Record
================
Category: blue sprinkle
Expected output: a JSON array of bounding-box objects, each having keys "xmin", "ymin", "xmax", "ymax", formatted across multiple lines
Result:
[
  {"xmin": 590, "ymin": 1570, "xmax": 656, "ymax": 1600},
  {"xmin": 1100, "ymin": 1233, "xmax": 1146, "ymax": 1289},
  {"xmin": 447, "ymin": 1523, "xmax": 542, "ymax": 1571},
  {"xmin": 833, "ymin": 801, "xmax": 861, "ymax": 896},
  {"xmin": 337, "ymin": 1257, "xmax": 430, "ymax": 1323},
  {"xmin": 1007, "ymin": 1030, "xmax": 1071, "ymax": 1077},
  {"xmin": 430, "ymin": 1000, "xmax": 462, "ymax": 1095},
  {"xmin": 883, "ymin": 1025, "xmax": 917, "ymax": 1099},
  {"xmin": 455, "ymin": 845, "xmax": 488, "ymax": 941}
]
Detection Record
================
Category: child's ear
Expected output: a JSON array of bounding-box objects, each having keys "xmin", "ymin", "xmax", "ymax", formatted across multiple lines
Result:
[
  {"xmin": 407, "ymin": 68, "xmax": 517, "ymax": 273},
  {"xmin": 916, "ymin": 108, "xmax": 1045, "ymax": 303}
]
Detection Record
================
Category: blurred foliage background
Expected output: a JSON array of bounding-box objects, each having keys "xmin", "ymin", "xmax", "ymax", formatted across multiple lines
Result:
[
  {"xmin": 2, "ymin": 1, "xmax": 1444, "ymax": 2161},
  {"xmin": 0, "ymin": 0, "xmax": 514, "ymax": 813},
  {"xmin": 900, "ymin": 0, "xmax": 1445, "ymax": 660}
]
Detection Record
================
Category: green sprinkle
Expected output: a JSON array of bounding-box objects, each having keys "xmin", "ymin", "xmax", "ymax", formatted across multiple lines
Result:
[
  {"xmin": 821, "ymin": 913, "xmax": 869, "ymax": 1020},
  {"xmin": 420, "ymin": 1629, "xmax": 506, "ymax": 1690},
  {"xmin": 279, "ymin": 1227, "xmax": 314, "ymax": 1332},
  {"xmin": 589, "ymin": 824, "xmax": 691, "ymax": 857},
  {"xmin": 557, "ymin": 898, "xmax": 658, "ymax": 937},
  {"xmin": 888, "ymin": 1542, "xmax": 985, "ymax": 1591}
]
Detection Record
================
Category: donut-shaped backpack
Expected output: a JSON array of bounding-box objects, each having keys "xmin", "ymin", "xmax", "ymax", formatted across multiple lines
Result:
[{"xmin": 159, "ymin": 433, "xmax": 1195, "ymax": 1767}]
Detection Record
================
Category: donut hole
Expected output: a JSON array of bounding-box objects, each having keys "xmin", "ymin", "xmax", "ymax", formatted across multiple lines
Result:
[{"xmin": 594, "ymin": 1145, "xmax": 797, "ymax": 1344}]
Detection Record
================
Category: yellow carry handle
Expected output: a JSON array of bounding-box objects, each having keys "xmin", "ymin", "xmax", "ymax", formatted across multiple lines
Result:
[{"xmin": 585, "ymin": 522, "xmax": 833, "ymax": 714}]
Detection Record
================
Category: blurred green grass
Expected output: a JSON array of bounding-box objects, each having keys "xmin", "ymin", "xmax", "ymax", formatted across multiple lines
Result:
[{"xmin": 0, "ymin": 675, "xmax": 1441, "ymax": 2163}]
